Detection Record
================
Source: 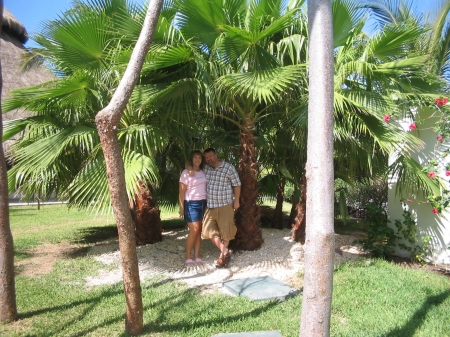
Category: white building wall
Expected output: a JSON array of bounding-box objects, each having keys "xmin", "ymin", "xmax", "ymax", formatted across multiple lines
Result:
[{"xmin": 388, "ymin": 108, "xmax": 450, "ymax": 264}]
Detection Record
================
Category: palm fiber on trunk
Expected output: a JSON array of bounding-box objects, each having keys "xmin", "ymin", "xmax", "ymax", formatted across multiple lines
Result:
[
  {"xmin": 131, "ymin": 181, "xmax": 162, "ymax": 245},
  {"xmin": 233, "ymin": 117, "xmax": 263, "ymax": 250}
]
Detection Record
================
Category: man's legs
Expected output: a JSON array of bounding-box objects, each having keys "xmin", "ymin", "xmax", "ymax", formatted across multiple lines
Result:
[
  {"xmin": 203, "ymin": 205, "xmax": 235, "ymax": 268},
  {"xmin": 209, "ymin": 236, "xmax": 230, "ymax": 256},
  {"xmin": 214, "ymin": 204, "xmax": 236, "ymax": 267}
]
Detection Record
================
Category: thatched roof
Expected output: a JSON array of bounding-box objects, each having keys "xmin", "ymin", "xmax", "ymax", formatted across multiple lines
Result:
[
  {"xmin": 1, "ymin": 8, "xmax": 54, "ymax": 118},
  {"xmin": 2, "ymin": 7, "xmax": 28, "ymax": 44},
  {"xmin": 2, "ymin": 7, "xmax": 54, "ymax": 156}
]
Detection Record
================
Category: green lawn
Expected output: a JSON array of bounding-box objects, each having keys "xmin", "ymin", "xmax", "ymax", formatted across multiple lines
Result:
[{"xmin": 2, "ymin": 204, "xmax": 449, "ymax": 337}]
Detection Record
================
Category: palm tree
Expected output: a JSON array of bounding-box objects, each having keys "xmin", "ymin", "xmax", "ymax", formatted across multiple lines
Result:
[
  {"xmin": 176, "ymin": 0, "xmax": 309, "ymax": 250},
  {"xmin": 257, "ymin": 0, "xmax": 441, "ymax": 243},
  {"xmin": 2, "ymin": 0, "xmax": 198, "ymax": 244}
]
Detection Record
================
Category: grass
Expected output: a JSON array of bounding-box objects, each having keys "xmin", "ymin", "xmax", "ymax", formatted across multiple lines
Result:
[
  {"xmin": 2, "ymin": 204, "xmax": 450, "ymax": 336},
  {"xmin": 9, "ymin": 204, "xmax": 184, "ymax": 258}
]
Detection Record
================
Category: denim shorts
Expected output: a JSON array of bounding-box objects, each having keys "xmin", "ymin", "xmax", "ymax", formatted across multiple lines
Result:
[{"xmin": 184, "ymin": 199, "xmax": 207, "ymax": 222}]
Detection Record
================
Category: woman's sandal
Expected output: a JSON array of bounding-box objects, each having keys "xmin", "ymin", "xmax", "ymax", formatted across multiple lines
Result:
[
  {"xmin": 185, "ymin": 259, "xmax": 194, "ymax": 265},
  {"xmin": 194, "ymin": 258, "xmax": 203, "ymax": 264}
]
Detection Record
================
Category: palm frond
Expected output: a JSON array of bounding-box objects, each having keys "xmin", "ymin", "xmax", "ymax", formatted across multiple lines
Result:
[
  {"xmin": 368, "ymin": 23, "xmax": 429, "ymax": 60},
  {"xmin": 65, "ymin": 150, "xmax": 159, "ymax": 213},
  {"xmin": 362, "ymin": 0, "xmax": 419, "ymax": 28},
  {"xmin": 215, "ymin": 64, "xmax": 306, "ymax": 104},
  {"xmin": 176, "ymin": 0, "xmax": 226, "ymax": 49},
  {"xmin": 332, "ymin": 0, "xmax": 367, "ymax": 47},
  {"xmin": 388, "ymin": 153, "xmax": 441, "ymax": 198}
]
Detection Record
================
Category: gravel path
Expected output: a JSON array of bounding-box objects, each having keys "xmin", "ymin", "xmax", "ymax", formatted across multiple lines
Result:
[{"xmin": 85, "ymin": 228, "xmax": 359, "ymax": 293}]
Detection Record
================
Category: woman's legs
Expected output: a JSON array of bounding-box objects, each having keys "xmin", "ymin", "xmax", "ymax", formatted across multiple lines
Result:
[
  {"xmin": 185, "ymin": 220, "xmax": 202, "ymax": 261},
  {"xmin": 192, "ymin": 221, "xmax": 202, "ymax": 260}
]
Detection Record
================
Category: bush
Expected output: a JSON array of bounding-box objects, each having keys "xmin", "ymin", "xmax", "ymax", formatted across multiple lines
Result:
[
  {"xmin": 335, "ymin": 178, "xmax": 388, "ymax": 218},
  {"xmin": 361, "ymin": 203, "xmax": 397, "ymax": 258}
]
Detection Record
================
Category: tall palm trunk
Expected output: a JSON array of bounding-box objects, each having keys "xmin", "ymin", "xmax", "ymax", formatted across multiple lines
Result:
[
  {"xmin": 95, "ymin": 1, "xmax": 164, "ymax": 333},
  {"xmin": 0, "ymin": 3, "xmax": 18, "ymax": 319},
  {"xmin": 234, "ymin": 116, "xmax": 263, "ymax": 250},
  {"xmin": 300, "ymin": 0, "xmax": 335, "ymax": 334},
  {"xmin": 272, "ymin": 177, "xmax": 285, "ymax": 229},
  {"xmin": 292, "ymin": 176, "xmax": 306, "ymax": 243},
  {"xmin": 131, "ymin": 182, "xmax": 162, "ymax": 245}
]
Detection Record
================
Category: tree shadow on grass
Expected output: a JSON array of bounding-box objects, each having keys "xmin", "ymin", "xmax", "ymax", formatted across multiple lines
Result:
[
  {"xmin": 16, "ymin": 280, "xmax": 176, "ymax": 336},
  {"xmin": 75, "ymin": 224, "xmax": 118, "ymax": 244},
  {"xmin": 19, "ymin": 286, "xmax": 123, "ymax": 320},
  {"xmin": 22, "ymin": 277, "xmax": 280, "ymax": 337},
  {"xmin": 130, "ymin": 289, "xmax": 281, "ymax": 337},
  {"xmin": 382, "ymin": 288, "xmax": 450, "ymax": 337},
  {"xmin": 49, "ymin": 225, "xmax": 119, "ymax": 258}
]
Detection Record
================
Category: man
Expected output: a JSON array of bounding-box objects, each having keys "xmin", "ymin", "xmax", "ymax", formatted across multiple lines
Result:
[{"xmin": 202, "ymin": 148, "xmax": 241, "ymax": 268}]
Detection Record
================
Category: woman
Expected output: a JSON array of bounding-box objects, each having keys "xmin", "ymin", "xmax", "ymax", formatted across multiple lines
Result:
[{"xmin": 179, "ymin": 150, "xmax": 207, "ymax": 265}]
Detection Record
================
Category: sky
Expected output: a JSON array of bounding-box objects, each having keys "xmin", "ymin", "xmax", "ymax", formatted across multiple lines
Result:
[
  {"xmin": 4, "ymin": 0, "xmax": 441, "ymax": 48},
  {"xmin": 5, "ymin": 0, "xmax": 146, "ymax": 47}
]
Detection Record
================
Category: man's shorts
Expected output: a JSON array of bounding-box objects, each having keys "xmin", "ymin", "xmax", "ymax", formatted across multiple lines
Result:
[
  {"xmin": 184, "ymin": 199, "xmax": 207, "ymax": 222},
  {"xmin": 202, "ymin": 203, "xmax": 237, "ymax": 241}
]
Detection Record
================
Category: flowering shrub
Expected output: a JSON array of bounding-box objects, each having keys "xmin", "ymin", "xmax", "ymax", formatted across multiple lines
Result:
[
  {"xmin": 385, "ymin": 96, "xmax": 450, "ymax": 214},
  {"xmin": 362, "ymin": 205, "xmax": 433, "ymax": 262},
  {"xmin": 394, "ymin": 209, "xmax": 433, "ymax": 264}
]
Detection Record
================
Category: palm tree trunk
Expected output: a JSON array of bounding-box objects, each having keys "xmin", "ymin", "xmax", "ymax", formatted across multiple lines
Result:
[
  {"xmin": 272, "ymin": 178, "xmax": 285, "ymax": 229},
  {"xmin": 131, "ymin": 182, "xmax": 162, "ymax": 245},
  {"xmin": 300, "ymin": 0, "xmax": 335, "ymax": 335},
  {"xmin": 0, "ymin": 128, "xmax": 17, "ymax": 324},
  {"xmin": 95, "ymin": 1, "xmax": 164, "ymax": 333},
  {"xmin": 292, "ymin": 176, "xmax": 306, "ymax": 243},
  {"xmin": 0, "ymin": 6, "xmax": 18, "ymax": 318},
  {"xmin": 234, "ymin": 116, "xmax": 263, "ymax": 250}
]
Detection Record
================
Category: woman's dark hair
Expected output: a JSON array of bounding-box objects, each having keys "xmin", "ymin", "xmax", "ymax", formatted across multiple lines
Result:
[{"xmin": 189, "ymin": 150, "xmax": 205, "ymax": 170}]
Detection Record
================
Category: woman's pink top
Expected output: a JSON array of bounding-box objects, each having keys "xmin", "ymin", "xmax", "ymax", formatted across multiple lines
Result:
[{"xmin": 179, "ymin": 169, "xmax": 207, "ymax": 201}]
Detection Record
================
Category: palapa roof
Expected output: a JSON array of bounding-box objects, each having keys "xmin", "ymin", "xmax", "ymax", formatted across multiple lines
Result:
[
  {"xmin": 2, "ymin": 7, "xmax": 54, "ymax": 155},
  {"xmin": 1, "ymin": 7, "xmax": 54, "ymax": 118},
  {"xmin": 2, "ymin": 7, "xmax": 28, "ymax": 44}
]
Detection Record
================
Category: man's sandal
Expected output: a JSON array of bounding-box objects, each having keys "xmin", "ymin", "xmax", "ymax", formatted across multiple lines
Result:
[{"xmin": 215, "ymin": 254, "xmax": 228, "ymax": 268}]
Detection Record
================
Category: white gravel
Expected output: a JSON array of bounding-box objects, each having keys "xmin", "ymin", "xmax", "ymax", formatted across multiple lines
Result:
[{"xmin": 84, "ymin": 228, "xmax": 359, "ymax": 293}]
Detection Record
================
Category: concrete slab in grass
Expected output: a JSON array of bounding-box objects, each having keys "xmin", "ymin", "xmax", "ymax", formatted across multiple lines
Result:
[
  {"xmin": 222, "ymin": 276, "xmax": 301, "ymax": 301},
  {"xmin": 212, "ymin": 331, "xmax": 282, "ymax": 337}
]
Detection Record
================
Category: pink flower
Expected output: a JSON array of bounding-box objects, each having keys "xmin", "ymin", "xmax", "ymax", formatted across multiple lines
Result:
[
  {"xmin": 428, "ymin": 171, "xmax": 436, "ymax": 178},
  {"xmin": 435, "ymin": 97, "xmax": 448, "ymax": 107},
  {"xmin": 432, "ymin": 207, "xmax": 438, "ymax": 214},
  {"xmin": 407, "ymin": 199, "xmax": 412, "ymax": 203},
  {"xmin": 446, "ymin": 170, "xmax": 450, "ymax": 176},
  {"xmin": 383, "ymin": 115, "xmax": 391, "ymax": 122},
  {"xmin": 438, "ymin": 135, "xmax": 444, "ymax": 142},
  {"xmin": 409, "ymin": 123, "xmax": 417, "ymax": 130}
]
